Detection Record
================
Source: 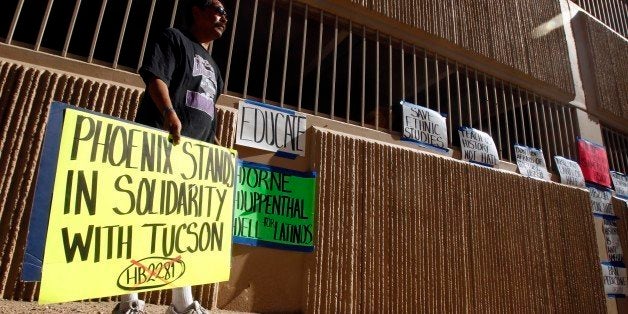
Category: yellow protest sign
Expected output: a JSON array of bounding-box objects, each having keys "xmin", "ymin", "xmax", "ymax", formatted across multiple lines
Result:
[{"xmin": 38, "ymin": 107, "xmax": 236, "ymax": 304}]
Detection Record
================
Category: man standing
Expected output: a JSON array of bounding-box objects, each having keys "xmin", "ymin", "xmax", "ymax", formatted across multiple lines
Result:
[{"xmin": 113, "ymin": 0, "xmax": 228, "ymax": 313}]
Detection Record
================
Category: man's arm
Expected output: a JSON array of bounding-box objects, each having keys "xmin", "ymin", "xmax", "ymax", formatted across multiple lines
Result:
[{"xmin": 146, "ymin": 76, "xmax": 182, "ymax": 145}]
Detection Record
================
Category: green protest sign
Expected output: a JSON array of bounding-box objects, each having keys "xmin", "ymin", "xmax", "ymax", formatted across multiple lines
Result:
[{"xmin": 233, "ymin": 161, "xmax": 316, "ymax": 252}]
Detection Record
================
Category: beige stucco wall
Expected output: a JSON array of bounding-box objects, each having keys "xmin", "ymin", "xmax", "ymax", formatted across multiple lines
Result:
[{"xmin": 0, "ymin": 58, "xmax": 608, "ymax": 312}]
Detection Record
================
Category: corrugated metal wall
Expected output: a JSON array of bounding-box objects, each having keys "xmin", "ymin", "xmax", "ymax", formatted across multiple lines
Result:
[
  {"xmin": 349, "ymin": 0, "xmax": 575, "ymax": 96},
  {"xmin": 0, "ymin": 60, "xmax": 608, "ymax": 312},
  {"xmin": 305, "ymin": 128, "xmax": 605, "ymax": 313},
  {"xmin": 584, "ymin": 16, "xmax": 628, "ymax": 120}
]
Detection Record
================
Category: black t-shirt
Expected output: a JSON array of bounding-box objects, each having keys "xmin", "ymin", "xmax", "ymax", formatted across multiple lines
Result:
[{"xmin": 136, "ymin": 28, "xmax": 223, "ymax": 143}]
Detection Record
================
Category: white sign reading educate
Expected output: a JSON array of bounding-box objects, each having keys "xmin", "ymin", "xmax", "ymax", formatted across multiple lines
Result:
[
  {"xmin": 554, "ymin": 156, "xmax": 585, "ymax": 187},
  {"xmin": 611, "ymin": 171, "xmax": 628, "ymax": 200},
  {"xmin": 514, "ymin": 145, "xmax": 550, "ymax": 181},
  {"xmin": 458, "ymin": 127, "xmax": 499, "ymax": 167},
  {"xmin": 400, "ymin": 101, "xmax": 448, "ymax": 153},
  {"xmin": 602, "ymin": 263, "xmax": 628, "ymax": 296},
  {"xmin": 589, "ymin": 185, "xmax": 614, "ymax": 216},
  {"xmin": 604, "ymin": 220, "xmax": 624, "ymax": 263},
  {"xmin": 236, "ymin": 101, "xmax": 307, "ymax": 156}
]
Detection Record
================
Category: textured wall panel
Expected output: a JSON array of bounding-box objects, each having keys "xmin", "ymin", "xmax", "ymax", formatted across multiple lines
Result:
[
  {"xmin": 349, "ymin": 0, "xmax": 575, "ymax": 95},
  {"xmin": 0, "ymin": 61, "xmax": 143, "ymax": 301},
  {"xmin": 0, "ymin": 58, "xmax": 608, "ymax": 311},
  {"xmin": 0, "ymin": 59, "xmax": 238, "ymax": 304},
  {"xmin": 584, "ymin": 17, "xmax": 628, "ymax": 120},
  {"xmin": 305, "ymin": 128, "xmax": 605, "ymax": 313}
]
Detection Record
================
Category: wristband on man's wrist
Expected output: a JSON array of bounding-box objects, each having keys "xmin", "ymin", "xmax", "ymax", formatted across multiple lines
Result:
[{"xmin": 162, "ymin": 106, "xmax": 175, "ymax": 116}]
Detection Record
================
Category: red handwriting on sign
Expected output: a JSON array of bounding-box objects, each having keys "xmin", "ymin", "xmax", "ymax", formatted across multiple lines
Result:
[
  {"xmin": 129, "ymin": 255, "xmax": 182, "ymax": 288},
  {"xmin": 578, "ymin": 139, "xmax": 611, "ymax": 188}
]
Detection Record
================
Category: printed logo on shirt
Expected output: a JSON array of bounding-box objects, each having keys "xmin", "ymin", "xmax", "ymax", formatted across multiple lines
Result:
[
  {"xmin": 187, "ymin": 54, "xmax": 217, "ymax": 117},
  {"xmin": 185, "ymin": 91, "xmax": 215, "ymax": 118}
]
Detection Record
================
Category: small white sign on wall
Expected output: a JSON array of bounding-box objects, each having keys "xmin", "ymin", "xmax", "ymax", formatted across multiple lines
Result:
[
  {"xmin": 458, "ymin": 127, "xmax": 499, "ymax": 167},
  {"xmin": 400, "ymin": 101, "xmax": 448, "ymax": 154},
  {"xmin": 603, "ymin": 220, "xmax": 624, "ymax": 263},
  {"xmin": 588, "ymin": 185, "xmax": 614, "ymax": 217},
  {"xmin": 611, "ymin": 171, "xmax": 628, "ymax": 200},
  {"xmin": 514, "ymin": 145, "xmax": 550, "ymax": 181},
  {"xmin": 601, "ymin": 263, "xmax": 628, "ymax": 297},
  {"xmin": 236, "ymin": 101, "xmax": 307, "ymax": 156},
  {"xmin": 554, "ymin": 156, "xmax": 585, "ymax": 188}
]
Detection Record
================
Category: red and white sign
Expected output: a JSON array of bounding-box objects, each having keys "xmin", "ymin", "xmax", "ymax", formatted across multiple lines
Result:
[{"xmin": 577, "ymin": 139, "xmax": 611, "ymax": 188}]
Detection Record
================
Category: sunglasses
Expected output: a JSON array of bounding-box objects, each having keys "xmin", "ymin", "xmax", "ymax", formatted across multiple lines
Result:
[{"xmin": 209, "ymin": 5, "xmax": 227, "ymax": 18}]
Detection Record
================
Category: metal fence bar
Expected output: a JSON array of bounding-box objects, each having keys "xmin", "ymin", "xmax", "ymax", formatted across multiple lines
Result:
[
  {"xmin": 298, "ymin": 4, "xmax": 308, "ymax": 111},
  {"xmin": 413, "ymin": 46, "xmax": 418, "ymax": 105},
  {"xmin": 35, "ymin": 0, "xmax": 55, "ymax": 51},
  {"xmin": 525, "ymin": 91, "xmax": 534, "ymax": 147},
  {"xmin": 465, "ymin": 66, "xmax": 472, "ymax": 127},
  {"xmin": 388, "ymin": 35, "xmax": 392, "ymax": 131},
  {"xmin": 224, "ymin": 0, "xmax": 241, "ymax": 93},
  {"xmin": 113, "ymin": 0, "xmax": 133, "ymax": 69},
  {"xmin": 330, "ymin": 15, "xmax": 337, "ymax": 117},
  {"xmin": 493, "ymin": 77, "xmax": 502, "ymax": 157},
  {"xmin": 400, "ymin": 41, "xmax": 405, "ymax": 102},
  {"xmin": 62, "ymin": 0, "xmax": 82, "ymax": 57},
  {"xmin": 456, "ymin": 63, "xmax": 462, "ymax": 129},
  {"xmin": 6, "ymin": 0, "xmax": 25, "ymax": 44},
  {"xmin": 509, "ymin": 84, "xmax": 519, "ymax": 145},
  {"xmin": 567, "ymin": 107, "xmax": 577, "ymax": 159},
  {"xmin": 262, "ymin": 0, "xmax": 277, "ymax": 103},
  {"xmin": 532, "ymin": 95, "xmax": 544, "ymax": 159},
  {"xmin": 137, "ymin": 0, "xmax": 157, "ymax": 70},
  {"xmin": 619, "ymin": 1, "xmax": 628, "ymax": 35},
  {"xmin": 619, "ymin": 131, "xmax": 628, "ymax": 173},
  {"xmin": 435, "ymin": 54, "xmax": 441, "ymax": 112},
  {"xmin": 615, "ymin": 0, "xmax": 625, "ymax": 35},
  {"xmin": 546, "ymin": 101, "xmax": 558, "ymax": 162},
  {"xmin": 501, "ymin": 81, "xmax": 512, "ymax": 160},
  {"xmin": 169, "ymin": 0, "xmax": 179, "ymax": 28},
  {"xmin": 517, "ymin": 88, "xmax": 527, "ymax": 146},
  {"xmin": 609, "ymin": 128, "xmax": 620, "ymax": 172},
  {"xmin": 484, "ymin": 75, "xmax": 503, "ymax": 158},
  {"xmin": 560, "ymin": 106, "xmax": 571, "ymax": 157},
  {"xmin": 607, "ymin": 129, "xmax": 619, "ymax": 171},
  {"xmin": 446, "ymin": 59, "xmax": 452, "ymax": 146},
  {"xmin": 375, "ymin": 30, "xmax": 379, "ymax": 129},
  {"xmin": 314, "ymin": 9, "xmax": 322, "ymax": 114},
  {"xmin": 243, "ymin": 0, "xmax": 259, "ymax": 98},
  {"xmin": 553, "ymin": 103, "xmax": 565, "ymax": 157},
  {"xmin": 361, "ymin": 25, "xmax": 366, "ymax": 126},
  {"xmin": 475, "ymin": 70, "xmax": 482, "ymax": 130},
  {"xmin": 88, "ymin": 0, "xmax": 108, "ymax": 63},
  {"xmin": 602, "ymin": 129, "xmax": 613, "ymax": 167},
  {"xmin": 483, "ymin": 74, "xmax": 491, "ymax": 136},
  {"xmin": 612, "ymin": 130, "xmax": 626, "ymax": 172},
  {"xmin": 346, "ymin": 20, "xmax": 352, "ymax": 122},
  {"xmin": 280, "ymin": 0, "xmax": 293, "ymax": 107},
  {"xmin": 424, "ymin": 50, "xmax": 429, "ymax": 108},
  {"xmin": 540, "ymin": 98, "xmax": 552, "ymax": 168},
  {"xmin": 614, "ymin": 130, "xmax": 625, "ymax": 172}
]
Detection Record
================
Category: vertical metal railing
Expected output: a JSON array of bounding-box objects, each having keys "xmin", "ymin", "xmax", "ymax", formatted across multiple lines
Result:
[
  {"xmin": 62, "ymin": 0, "xmax": 82, "ymax": 57},
  {"xmin": 34, "ymin": 0, "xmax": 55, "ymax": 51},
  {"xmin": 602, "ymin": 126, "xmax": 628, "ymax": 174},
  {"xmin": 574, "ymin": 0, "xmax": 628, "ymax": 38},
  {"xmin": 0, "ymin": 0, "xmax": 584, "ymax": 168}
]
